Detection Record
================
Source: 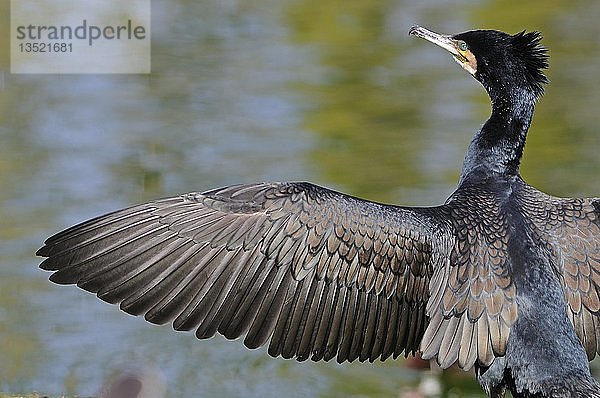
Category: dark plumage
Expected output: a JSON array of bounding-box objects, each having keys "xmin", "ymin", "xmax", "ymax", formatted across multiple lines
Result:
[{"xmin": 38, "ymin": 27, "xmax": 600, "ymax": 397}]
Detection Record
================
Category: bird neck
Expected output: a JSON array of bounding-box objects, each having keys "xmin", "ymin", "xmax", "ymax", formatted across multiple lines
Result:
[{"xmin": 459, "ymin": 87, "xmax": 537, "ymax": 184}]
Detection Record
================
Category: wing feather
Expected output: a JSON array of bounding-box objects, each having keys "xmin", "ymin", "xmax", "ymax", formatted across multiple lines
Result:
[
  {"xmin": 520, "ymin": 187, "xmax": 600, "ymax": 360},
  {"xmin": 421, "ymin": 187, "xmax": 516, "ymax": 370},
  {"xmin": 38, "ymin": 182, "xmax": 453, "ymax": 364}
]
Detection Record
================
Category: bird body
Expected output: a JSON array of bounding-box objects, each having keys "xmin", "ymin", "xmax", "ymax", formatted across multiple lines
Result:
[
  {"xmin": 446, "ymin": 176, "xmax": 600, "ymax": 397},
  {"xmin": 38, "ymin": 27, "xmax": 600, "ymax": 397}
]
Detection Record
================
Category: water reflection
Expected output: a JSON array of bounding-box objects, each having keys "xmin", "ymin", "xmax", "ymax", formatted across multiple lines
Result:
[{"xmin": 0, "ymin": 0, "xmax": 599, "ymax": 396}]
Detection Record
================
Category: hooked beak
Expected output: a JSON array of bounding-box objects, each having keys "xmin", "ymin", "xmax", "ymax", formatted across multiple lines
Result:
[{"xmin": 408, "ymin": 25, "xmax": 468, "ymax": 63}]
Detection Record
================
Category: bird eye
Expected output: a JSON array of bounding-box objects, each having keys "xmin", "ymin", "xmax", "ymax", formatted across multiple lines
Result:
[{"xmin": 458, "ymin": 40, "xmax": 468, "ymax": 52}]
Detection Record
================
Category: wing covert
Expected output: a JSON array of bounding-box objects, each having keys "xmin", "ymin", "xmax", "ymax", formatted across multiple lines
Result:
[{"xmin": 420, "ymin": 186, "xmax": 517, "ymax": 371}]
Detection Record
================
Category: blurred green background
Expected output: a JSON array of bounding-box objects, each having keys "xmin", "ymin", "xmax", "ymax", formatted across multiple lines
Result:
[{"xmin": 0, "ymin": 0, "xmax": 599, "ymax": 397}]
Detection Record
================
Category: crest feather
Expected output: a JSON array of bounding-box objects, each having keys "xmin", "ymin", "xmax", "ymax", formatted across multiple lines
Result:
[{"xmin": 510, "ymin": 31, "xmax": 549, "ymax": 96}]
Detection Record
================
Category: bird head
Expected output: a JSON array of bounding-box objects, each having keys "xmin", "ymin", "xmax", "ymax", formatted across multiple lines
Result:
[{"xmin": 409, "ymin": 26, "xmax": 549, "ymax": 99}]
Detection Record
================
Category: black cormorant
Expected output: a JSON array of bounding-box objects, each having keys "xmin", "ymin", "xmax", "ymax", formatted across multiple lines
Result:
[{"xmin": 38, "ymin": 26, "xmax": 600, "ymax": 397}]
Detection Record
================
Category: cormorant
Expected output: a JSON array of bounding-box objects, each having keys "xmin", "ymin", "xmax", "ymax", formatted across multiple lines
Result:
[{"xmin": 37, "ymin": 26, "xmax": 600, "ymax": 397}]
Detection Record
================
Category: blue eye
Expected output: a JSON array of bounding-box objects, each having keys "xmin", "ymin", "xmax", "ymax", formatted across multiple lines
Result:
[{"xmin": 458, "ymin": 40, "xmax": 469, "ymax": 51}]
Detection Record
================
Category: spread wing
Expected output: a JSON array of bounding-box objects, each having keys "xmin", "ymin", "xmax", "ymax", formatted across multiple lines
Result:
[
  {"xmin": 38, "ymin": 182, "xmax": 452, "ymax": 363},
  {"xmin": 521, "ymin": 188, "xmax": 600, "ymax": 360}
]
